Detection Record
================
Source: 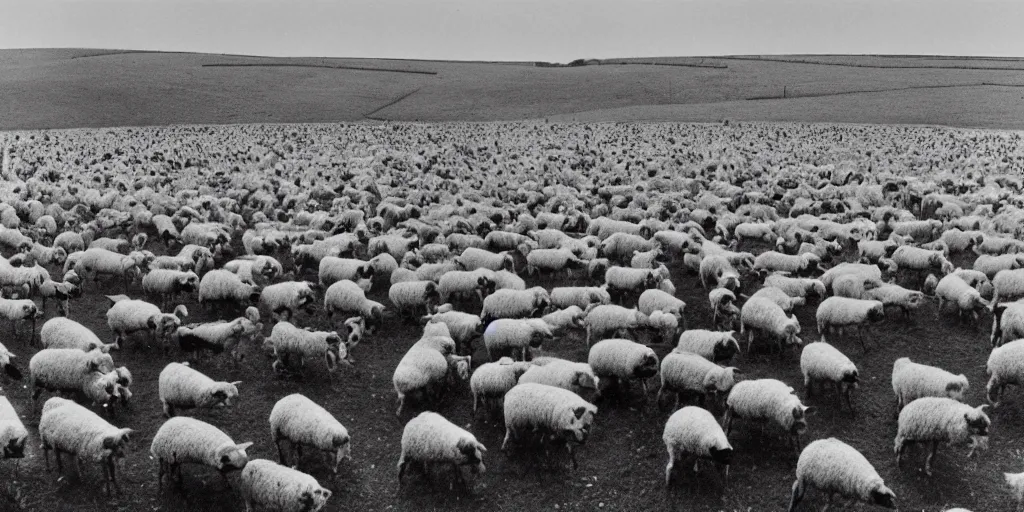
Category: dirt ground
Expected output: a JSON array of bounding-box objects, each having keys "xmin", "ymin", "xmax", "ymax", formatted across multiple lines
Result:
[{"xmin": 0, "ymin": 230, "xmax": 1016, "ymax": 512}]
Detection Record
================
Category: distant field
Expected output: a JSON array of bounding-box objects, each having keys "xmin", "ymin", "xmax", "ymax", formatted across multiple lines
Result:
[{"xmin": 2, "ymin": 49, "xmax": 1024, "ymax": 129}]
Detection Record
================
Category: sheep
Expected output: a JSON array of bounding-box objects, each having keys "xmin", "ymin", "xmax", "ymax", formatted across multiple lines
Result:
[
  {"xmin": 724, "ymin": 379, "xmax": 810, "ymax": 456},
  {"xmin": 324, "ymin": 279, "xmax": 385, "ymax": 332},
  {"xmin": 483, "ymin": 318, "xmax": 553, "ymax": 361},
  {"xmin": 0, "ymin": 296, "xmax": 42, "ymax": 344},
  {"xmin": 470, "ymin": 357, "xmax": 532, "ymax": 416},
  {"xmin": 269, "ymin": 394, "xmax": 351, "ymax": 474},
  {"xmin": 157, "ymin": 362, "xmax": 241, "ymax": 417},
  {"xmin": 753, "ymin": 251, "xmax": 822, "ymax": 276},
  {"xmin": 0, "ymin": 396, "xmax": 27, "ymax": 460},
  {"xmin": 1007, "ymin": 472, "xmax": 1024, "ymax": 512},
  {"xmin": 974, "ymin": 254, "xmax": 1024, "ymax": 280},
  {"xmin": 541, "ymin": 306, "xmax": 586, "ymax": 335},
  {"xmin": 857, "ymin": 239, "xmax": 898, "ymax": 264},
  {"xmin": 550, "ymin": 286, "xmax": 611, "ymax": 310},
  {"xmin": 764, "ymin": 274, "xmax": 826, "ymax": 299},
  {"xmin": 862, "ymin": 283, "xmax": 925, "ymax": 319},
  {"xmin": 518, "ymin": 357, "xmax": 601, "ymax": 400},
  {"xmin": 393, "ymin": 339, "xmax": 470, "ymax": 416},
  {"xmin": 605, "ymin": 265, "xmax": 663, "ymax": 302},
  {"xmin": 894, "ymin": 397, "xmax": 990, "ymax": 476},
  {"xmin": 993, "ymin": 269, "xmax": 1024, "ymax": 305},
  {"xmin": 142, "ymin": 269, "xmax": 199, "ymax": 309},
  {"xmin": 599, "ymin": 232, "xmax": 654, "ymax": 262},
  {"xmin": 699, "ymin": 255, "xmax": 741, "ymax": 291},
  {"xmin": 891, "ymin": 357, "xmax": 968, "ymax": 414},
  {"xmin": 318, "ymin": 256, "xmax": 374, "ymax": 289},
  {"xmin": 820, "ymin": 262, "xmax": 890, "ymax": 293},
  {"xmin": 831, "ymin": 273, "xmax": 881, "ymax": 300},
  {"xmin": 588, "ymin": 338, "xmax": 659, "ymax": 400},
  {"xmin": 708, "ymin": 288, "xmax": 740, "ymax": 330},
  {"xmin": 262, "ymin": 281, "xmax": 318, "ymax": 323},
  {"xmin": 37, "ymin": 277, "xmax": 80, "ymax": 317},
  {"xmin": 734, "ymin": 222, "xmax": 776, "ymax": 244},
  {"xmin": 239, "ymin": 459, "xmax": 332, "ymax": 512},
  {"xmin": 388, "ymin": 280, "xmax": 441, "ymax": 320},
  {"xmin": 70, "ymin": 247, "xmax": 141, "ymax": 291},
  {"xmin": 174, "ymin": 316, "xmax": 262, "ymax": 362},
  {"xmin": 223, "ymin": 255, "xmax": 282, "ymax": 286},
  {"xmin": 398, "ymin": 411, "xmax": 487, "ymax": 487},
  {"xmin": 266, "ymin": 321, "xmax": 351, "ymax": 377},
  {"xmin": 815, "ymin": 297, "xmax": 885, "ymax": 352},
  {"xmin": 526, "ymin": 248, "xmax": 584, "ymax": 276},
  {"xmin": 105, "ymin": 298, "xmax": 188, "ymax": 350},
  {"xmin": 38, "ymin": 397, "xmax": 134, "ymax": 495},
  {"xmin": 749, "ymin": 286, "xmax": 806, "ymax": 313},
  {"xmin": 480, "ymin": 287, "xmax": 550, "ymax": 322},
  {"xmin": 799, "ymin": 342, "xmax": 859, "ymax": 412},
  {"xmin": 740, "ymin": 297, "xmax": 802, "ymax": 354},
  {"xmin": 457, "ymin": 247, "xmax": 515, "ymax": 273},
  {"xmin": 40, "ymin": 317, "xmax": 115, "ymax": 352},
  {"xmin": 787, "ymin": 438, "xmax": 896, "ymax": 511},
  {"xmin": 657, "ymin": 350, "xmax": 739, "ymax": 411},
  {"xmin": 676, "ymin": 329, "xmax": 742, "ymax": 363},
  {"xmin": 197, "ymin": 269, "xmax": 261, "ymax": 310},
  {"xmin": 501, "ymin": 382, "xmax": 598, "ymax": 469},
  {"xmin": 28, "ymin": 348, "xmax": 118, "ymax": 411},
  {"xmin": 150, "ymin": 416, "xmax": 253, "ymax": 489},
  {"xmin": 934, "ymin": 274, "xmax": 989, "ymax": 323},
  {"xmin": 638, "ymin": 288, "xmax": 686, "ymax": 324},
  {"xmin": 424, "ymin": 310, "xmax": 483, "ymax": 354},
  {"xmin": 663, "ymin": 406, "xmax": 733, "ymax": 486},
  {"xmin": 985, "ymin": 338, "xmax": 1024, "ymax": 405},
  {"xmin": 437, "ymin": 269, "xmax": 496, "ymax": 304},
  {"xmin": 583, "ymin": 304, "xmax": 648, "ymax": 345},
  {"xmin": 991, "ymin": 301, "xmax": 1024, "ymax": 347}
]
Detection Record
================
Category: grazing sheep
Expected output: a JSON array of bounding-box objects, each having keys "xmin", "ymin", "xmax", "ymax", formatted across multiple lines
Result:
[
  {"xmin": 318, "ymin": 256, "xmax": 374, "ymax": 289},
  {"xmin": 891, "ymin": 357, "xmax": 968, "ymax": 413},
  {"xmin": 437, "ymin": 268, "xmax": 496, "ymax": 304},
  {"xmin": 764, "ymin": 274, "xmax": 826, "ymax": 299},
  {"xmin": 894, "ymin": 397, "xmax": 990, "ymax": 476},
  {"xmin": 0, "ymin": 396, "xmax": 27, "ymax": 460},
  {"xmin": 38, "ymin": 397, "xmax": 134, "ymax": 495},
  {"xmin": 501, "ymin": 383, "xmax": 598, "ymax": 469},
  {"xmin": 28, "ymin": 348, "xmax": 118, "ymax": 411},
  {"xmin": 266, "ymin": 321, "xmax": 351, "ymax": 377},
  {"xmin": 657, "ymin": 350, "xmax": 739, "ymax": 411},
  {"xmin": 483, "ymin": 318, "xmax": 553, "ymax": 361},
  {"xmin": 740, "ymin": 297, "xmax": 802, "ymax": 354},
  {"xmin": 675, "ymin": 329, "xmax": 742, "ymax": 363},
  {"xmin": 787, "ymin": 438, "xmax": 896, "ymax": 511},
  {"xmin": 750, "ymin": 286, "xmax": 806, "ymax": 313},
  {"xmin": 863, "ymin": 283, "xmax": 925, "ymax": 319},
  {"xmin": 935, "ymin": 274, "xmax": 989, "ymax": 323},
  {"xmin": 974, "ymin": 254, "xmax": 1024, "ymax": 280},
  {"xmin": 541, "ymin": 306, "xmax": 586, "ymax": 335},
  {"xmin": 393, "ymin": 337, "xmax": 470, "ymax": 416},
  {"xmin": 583, "ymin": 304, "xmax": 648, "ymax": 345},
  {"xmin": 261, "ymin": 281, "xmax": 318, "ymax": 323},
  {"xmin": 269, "ymin": 394, "xmax": 351, "ymax": 474},
  {"xmin": 991, "ymin": 301, "xmax": 1024, "ymax": 347},
  {"xmin": 323, "ymin": 280, "xmax": 384, "ymax": 331},
  {"xmin": 588, "ymin": 338, "xmax": 659, "ymax": 400},
  {"xmin": 480, "ymin": 287, "xmax": 550, "ymax": 322},
  {"xmin": 470, "ymin": 357, "xmax": 532, "ymax": 416},
  {"xmin": 993, "ymin": 269, "xmax": 1024, "ymax": 305},
  {"xmin": 424, "ymin": 310, "xmax": 483, "ymax": 354},
  {"xmin": 550, "ymin": 286, "xmax": 611, "ymax": 310},
  {"xmin": 151, "ymin": 416, "xmax": 253, "ymax": 489},
  {"xmin": 158, "ymin": 362, "xmax": 240, "ymax": 417},
  {"xmin": 174, "ymin": 316, "xmax": 261, "ymax": 362},
  {"xmin": 753, "ymin": 251, "xmax": 822, "ymax": 276},
  {"xmin": 519, "ymin": 357, "xmax": 600, "ymax": 399},
  {"xmin": 800, "ymin": 342, "xmax": 859, "ymax": 412},
  {"xmin": 389, "ymin": 280, "xmax": 441, "ymax": 320},
  {"xmin": 106, "ymin": 298, "xmax": 188, "ymax": 350},
  {"xmin": 708, "ymin": 288, "xmax": 740, "ymax": 330},
  {"xmin": 724, "ymin": 379, "xmax": 810, "ymax": 456},
  {"xmin": 398, "ymin": 411, "xmax": 487, "ymax": 487},
  {"xmin": 663, "ymin": 406, "xmax": 733, "ymax": 486},
  {"xmin": 815, "ymin": 297, "xmax": 885, "ymax": 351},
  {"xmin": 198, "ymin": 269, "xmax": 261, "ymax": 309},
  {"xmin": 699, "ymin": 255, "xmax": 741, "ymax": 291},
  {"xmin": 0, "ymin": 296, "xmax": 42, "ymax": 344},
  {"xmin": 1006, "ymin": 472, "xmax": 1024, "ymax": 512},
  {"xmin": 142, "ymin": 269, "xmax": 199, "ymax": 309},
  {"xmin": 239, "ymin": 459, "xmax": 332, "ymax": 512},
  {"xmin": 40, "ymin": 317, "xmax": 114, "ymax": 353},
  {"xmin": 986, "ymin": 339, "xmax": 1024, "ymax": 405},
  {"xmin": 526, "ymin": 248, "xmax": 584, "ymax": 276}
]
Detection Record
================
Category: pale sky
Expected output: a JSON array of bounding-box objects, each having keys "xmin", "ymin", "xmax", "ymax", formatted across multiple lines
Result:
[{"xmin": 3, "ymin": 0, "xmax": 1022, "ymax": 62}]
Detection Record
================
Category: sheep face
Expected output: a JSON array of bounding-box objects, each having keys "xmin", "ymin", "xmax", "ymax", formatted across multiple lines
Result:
[
  {"xmin": 966, "ymin": 407, "xmax": 991, "ymax": 437},
  {"xmin": 209, "ymin": 382, "xmax": 240, "ymax": 407},
  {"xmin": 560, "ymin": 406, "xmax": 595, "ymax": 444},
  {"xmin": 869, "ymin": 487, "xmax": 896, "ymax": 509},
  {"xmin": 298, "ymin": 488, "xmax": 333, "ymax": 512},
  {"xmin": 713, "ymin": 334, "xmax": 741, "ymax": 362},
  {"xmin": 708, "ymin": 446, "xmax": 733, "ymax": 467},
  {"xmin": 214, "ymin": 442, "xmax": 253, "ymax": 472},
  {"xmin": 634, "ymin": 352, "xmax": 660, "ymax": 379},
  {"xmin": 945, "ymin": 379, "xmax": 968, "ymax": 401},
  {"xmin": 867, "ymin": 305, "xmax": 886, "ymax": 323},
  {"xmin": 177, "ymin": 274, "xmax": 198, "ymax": 292},
  {"xmin": 100, "ymin": 428, "xmax": 134, "ymax": 459},
  {"xmin": 456, "ymin": 438, "xmax": 487, "ymax": 475},
  {"xmin": 790, "ymin": 405, "xmax": 810, "ymax": 435}
]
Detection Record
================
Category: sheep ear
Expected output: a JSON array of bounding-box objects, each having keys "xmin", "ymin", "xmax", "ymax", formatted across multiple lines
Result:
[
  {"xmin": 978, "ymin": 404, "xmax": 991, "ymax": 414},
  {"xmin": 946, "ymin": 381, "xmax": 963, "ymax": 393},
  {"xmin": 147, "ymin": 317, "xmax": 157, "ymax": 329},
  {"xmin": 572, "ymin": 406, "xmax": 587, "ymax": 420},
  {"xmin": 230, "ymin": 381, "xmax": 242, "ymax": 387},
  {"xmin": 236, "ymin": 442, "xmax": 254, "ymax": 451}
]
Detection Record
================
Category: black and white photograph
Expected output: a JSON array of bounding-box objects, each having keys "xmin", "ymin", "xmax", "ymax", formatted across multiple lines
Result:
[{"xmin": 0, "ymin": 1, "xmax": 1022, "ymax": 510}]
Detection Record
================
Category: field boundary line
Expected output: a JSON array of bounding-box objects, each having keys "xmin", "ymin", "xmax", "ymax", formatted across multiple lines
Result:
[
  {"xmin": 719, "ymin": 55, "xmax": 1024, "ymax": 71},
  {"xmin": 201, "ymin": 63, "xmax": 437, "ymax": 75},
  {"xmin": 364, "ymin": 88, "xmax": 423, "ymax": 120},
  {"xmin": 746, "ymin": 82, "xmax": 1024, "ymax": 101}
]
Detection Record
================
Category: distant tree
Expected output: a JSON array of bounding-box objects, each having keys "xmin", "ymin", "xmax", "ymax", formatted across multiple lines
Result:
[{"xmin": 567, "ymin": 59, "xmax": 588, "ymax": 67}]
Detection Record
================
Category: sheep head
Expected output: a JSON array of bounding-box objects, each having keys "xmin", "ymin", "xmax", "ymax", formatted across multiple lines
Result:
[{"xmin": 214, "ymin": 442, "xmax": 253, "ymax": 472}]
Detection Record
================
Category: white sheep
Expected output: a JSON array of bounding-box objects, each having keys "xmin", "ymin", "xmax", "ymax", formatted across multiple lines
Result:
[
  {"xmin": 40, "ymin": 317, "xmax": 115, "ymax": 352},
  {"xmin": 663, "ymin": 406, "xmax": 733, "ymax": 486},
  {"xmin": 266, "ymin": 321, "xmax": 350, "ymax": 377},
  {"xmin": 526, "ymin": 248, "xmax": 584, "ymax": 276},
  {"xmin": 1006, "ymin": 472, "xmax": 1024, "ymax": 512},
  {"xmin": 658, "ymin": 350, "xmax": 739, "ymax": 411},
  {"xmin": 541, "ymin": 306, "xmax": 586, "ymax": 335},
  {"xmin": 894, "ymin": 397, "xmax": 990, "ymax": 476},
  {"xmin": 175, "ymin": 316, "xmax": 262, "ymax": 362},
  {"xmin": 501, "ymin": 382, "xmax": 598, "ymax": 469},
  {"xmin": 991, "ymin": 302, "xmax": 1024, "ymax": 347},
  {"xmin": 424, "ymin": 310, "xmax": 483, "ymax": 354},
  {"xmin": 699, "ymin": 255, "xmax": 741, "ymax": 291},
  {"xmin": 974, "ymin": 253, "xmax": 1024, "ymax": 279},
  {"xmin": 892, "ymin": 245, "xmax": 954, "ymax": 284},
  {"xmin": 638, "ymin": 288, "xmax": 686, "ymax": 323},
  {"xmin": 106, "ymin": 298, "xmax": 188, "ymax": 350},
  {"xmin": 142, "ymin": 269, "xmax": 199, "ymax": 309},
  {"xmin": 724, "ymin": 378, "xmax": 810, "ymax": 456},
  {"xmin": 456, "ymin": 247, "xmax": 514, "ymax": 273},
  {"xmin": 740, "ymin": 297, "xmax": 802, "ymax": 354},
  {"xmin": 815, "ymin": 297, "xmax": 885, "ymax": 351},
  {"xmin": 935, "ymin": 273, "xmax": 989, "ymax": 323},
  {"xmin": 605, "ymin": 265, "xmax": 663, "ymax": 301},
  {"xmin": 550, "ymin": 286, "xmax": 611, "ymax": 310},
  {"xmin": 150, "ymin": 416, "xmax": 253, "ymax": 489},
  {"xmin": 198, "ymin": 269, "xmax": 261, "ymax": 309},
  {"xmin": 753, "ymin": 251, "xmax": 822, "ymax": 276},
  {"xmin": 986, "ymin": 338, "xmax": 1024, "ymax": 405},
  {"xmin": 630, "ymin": 246, "xmax": 664, "ymax": 269},
  {"xmin": 676, "ymin": 329, "xmax": 742, "ymax": 363},
  {"xmin": 708, "ymin": 288, "xmax": 740, "ymax": 330},
  {"xmin": 863, "ymin": 283, "xmax": 925, "ymax": 319},
  {"xmin": 749, "ymin": 286, "xmax": 807, "ymax": 313},
  {"xmin": 38, "ymin": 276, "xmax": 80, "ymax": 317},
  {"xmin": 393, "ymin": 337, "xmax": 469, "ymax": 416},
  {"xmin": 891, "ymin": 357, "xmax": 968, "ymax": 413},
  {"xmin": 470, "ymin": 357, "xmax": 532, "ymax": 415},
  {"xmin": 388, "ymin": 280, "xmax": 441, "ymax": 320},
  {"xmin": 398, "ymin": 411, "xmax": 487, "ymax": 487},
  {"xmin": 239, "ymin": 459, "xmax": 332, "ymax": 512},
  {"xmin": 0, "ymin": 396, "xmax": 27, "ymax": 460},
  {"xmin": 588, "ymin": 338, "xmax": 660, "ymax": 400},
  {"xmin": 158, "ymin": 362, "xmax": 241, "ymax": 417},
  {"xmin": 269, "ymin": 393, "xmax": 351, "ymax": 474},
  {"xmin": 800, "ymin": 342, "xmax": 859, "ymax": 412},
  {"xmin": 763, "ymin": 274, "xmax": 826, "ymax": 299},
  {"xmin": 28, "ymin": 348, "xmax": 118, "ymax": 411},
  {"xmin": 38, "ymin": 397, "xmax": 134, "ymax": 495},
  {"xmin": 68, "ymin": 247, "xmax": 141, "ymax": 291},
  {"xmin": 318, "ymin": 256, "xmax": 375, "ymax": 289},
  {"xmin": 519, "ymin": 357, "xmax": 600, "ymax": 399},
  {"xmin": 480, "ymin": 287, "xmax": 550, "ymax": 322},
  {"xmin": 583, "ymin": 304, "xmax": 648, "ymax": 345},
  {"xmin": 993, "ymin": 269, "xmax": 1024, "ymax": 305},
  {"xmin": 483, "ymin": 318, "xmax": 553, "ymax": 361},
  {"xmin": 0, "ymin": 296, "xmax": 42, "ymax": 344},
  {"xmin": 324, "ymin": 280, "xmax": 385, "ymax": 332},
  {"xmin": 787, "ymin": 437, "xmax": 896, "ymax": 511}
]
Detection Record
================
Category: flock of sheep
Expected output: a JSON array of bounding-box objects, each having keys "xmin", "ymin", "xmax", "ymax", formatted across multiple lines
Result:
[{"xmin": 0, "ymin": 121, "xmax": 1022, "ymax": 511}]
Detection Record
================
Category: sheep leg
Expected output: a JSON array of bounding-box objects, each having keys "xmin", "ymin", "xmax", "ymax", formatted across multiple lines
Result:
[
  {"xmin": 273, "ymin": 434, "xmax": 287, "ymax": 465},
  {"xmin": 567, "ymin": 443, "xmax": 579, "ymax": 470},
  {"xmin": 857, "ymin": 327, "xmax": 869, "ymax": 353},
  {"xmin": 157, "ymin": 459, "xmax": 166, "ymax": 490},
  {"xmin": 786, "ymin": 477, "xmax": 806, "ymax": 512},
  {"xmin": 894, "ymin": 440, "xmax": 905, "ymax": 467},
  {"xmin": 501, "ymin": 428, "xmax": 514, "ymax": 451},
  {"xmin": 924, "ymin": 441, "xmax": 938, "ymax": 477},
  {"xmin": 664, "ymin": 449, "xmax": 675, "ymax": 486},
  {"xmin": 54, "ymin": 448, "xmax": 64, "ymax": 473},
  {"xmin": 722, "ymin": 408, "xmax": 734, "ymax": 436},
  {"xmin": 42, "ymin": 443, "xmax": 51, "ymax": 471}
]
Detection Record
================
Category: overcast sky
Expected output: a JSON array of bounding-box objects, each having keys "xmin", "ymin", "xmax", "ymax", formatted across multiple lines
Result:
[{"xmin": 3, "ymin": 0, "xmax": 1020, "ymax": 62}]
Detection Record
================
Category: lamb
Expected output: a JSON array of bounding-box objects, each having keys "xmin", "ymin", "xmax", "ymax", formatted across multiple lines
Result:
[
  {"xmin": 266, "ymin": 321, "xmax": 351, "ymax": 377},
  {"xmin": 398, "ymin": 411, "xmax": 487, "ymax": 487},
  {"xmin": 541, "ymin": 306, "xmax": 586, "ymax": 335},
  {"xmin": 324, "ymin": 279, "xmax": 385, "ymax": 332},
  {"xmin": 157, "ymin": 362, "xmax": 241, "ymax": 417},
  {"xmin": 764, "ymin": 274, "xmax": 827, "ymax": 299},
  {"xmin": 676, "ymin": 329, "xmax": 742, "ymax": 363},
  {"xmin": 862, "ymin": 283, "xmax": 925, "ymax": 319},
  {"xmin": 40, "ymin": 317, "xmax": 115, "ymax": 352},
  {"xmin": 985, "ymin": 338, "xmax": 1024, "ymax": 404},
  {"xmin": 550, "ymin": 286, "xmax": 611, "ymax": 310},
  {"xmin": 37, "ymin": 276, "xmax": 81, "ymax": 317},
  {"xmin": 526, "ymin": 248, "xmax": 584, "ymax": 276},
  {"xmin": 0, "ymin": 296, "xmax": 42, "ymax": 344},
  {"xmin": 724, "ymin": 379, "xmax": 810, "ymax": 456},
  {"xmin": 657, "ymin": 350, "xmax": 739, "ymax": 411},
  {"xmin": 424, "ymin": 310, "xmax": 483, "ymax": 354},
  {"xmin": 831, "ymin": 273, "xmax": 881, "ymax": 300},
  {"xmin": 993, "ymin": 269, "xmax": 1024, "ymax": 305},
  {"xmin": 223, "ymin": 255, "xmax": 282, "ymax": 286},
  {"xmin": 583, "ymin": 304, "xmax": 648, "ymax": 345},
  {"xmin": 605, "ymin": 265, "xmax": 663, "ymax": 302},
  {"xmin": 480, "ymin": 287, "xmax": 550, "ymax": 322},
  {"xmin": 174, "ymin": 316, "xmax": 262, "ymax": 362},
  {"xmin": 261, "ymin": 280, "xmax": 318, "ymax": 323},
  {"xmin": 749, "ymin": 286, "xmax": 807, "ymax": 313},
  {"xmin": 820, "ymin": 262, "xmax": 890, "ymax": 292},
  {"xmin": 894, "ymin": 397, "xmax": 990, "ymax": 476},
  {"xmin": 588, "ymin": 338, "xmax": 660, "ymax": 400},
  {"xmin": 388, "ymin": 280, "xmax": 441, "ymax": 320},
  {"xmin": 38, "ymin": 397, "xmax": 134, "ymax": 495},
  {"xmin": 501, "ymin": 382, "xmax": 598, "ymax": 469},
  {"xmin": 891, "ymin": 357, "xmax": 968, "ymax": 414},
  {"xmin": 269, "ymin": 393, "xmax": 351, "ymax": 474},
  {"xmin": 599, "ymin": 232, "xmax": 654, "ymax": 262},
  {"xmin": 239, "ymin": 459, "xmax": 332, "ymax": 512},
  {"xmin": 150, "ymin": 416, "xmax": 253, "ymax": 489},
  {"xmin": 28, "ymin": 348, "xmax": 119, "ymax": 411},
  {"xmin": 0, "ymin": 396, "xmax": 27, "ymax": 460},
  {"xmin": 787, "ymin": 438, "xmax": 896, "ymax": 511},
  {"xmin": 470, "ymin": 357, "xmax": 533, "ymax": 415},
  {"xmin": 663, "ymin": 406, "xmax": 734, "ymax": 486},
  {"xmin": 800, "ymin": 342, "xmax": 859, "ymax": 412},
  {"xmin": 815, "ymin": 297, "xmax": 886, "ymax": 351},
  {"xmin": 392, "ymin": 338, "xmax": 470, "ymax": 416},
  {"xmin": 934, "ymin": 274, "xmax": 989, "ymax": 323},
  {"xmin": 734, "ymin": 222, "xmax": 776, "ymax": 244},
  {"xmin": 740, "ymin": 297, "xmax": 803, "ymax": 354},
  {"xmin": 857, "ymin": 239, "xmax": 899, "ymax": 264},
  {"xmin": 483, "ymin": 318, "xmax": 553, "ymax": 361},
  {"xmin": 699, "ymin": 255, "xmax": 741, "ymax": 291},
  {"xmin": 318, "ymin": 256, "xmax": 374, "ymax": 289},
  {"xmin": 105, "ymin": 298, "xmax": 188, "ymax": 350},
  {"xmin": 892, "ymin": 245, "xmax": 955, "ymax": 285},
  {"xmin": 991, "ymin": 301, "xmax": 1024, "ymax": 347}
]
